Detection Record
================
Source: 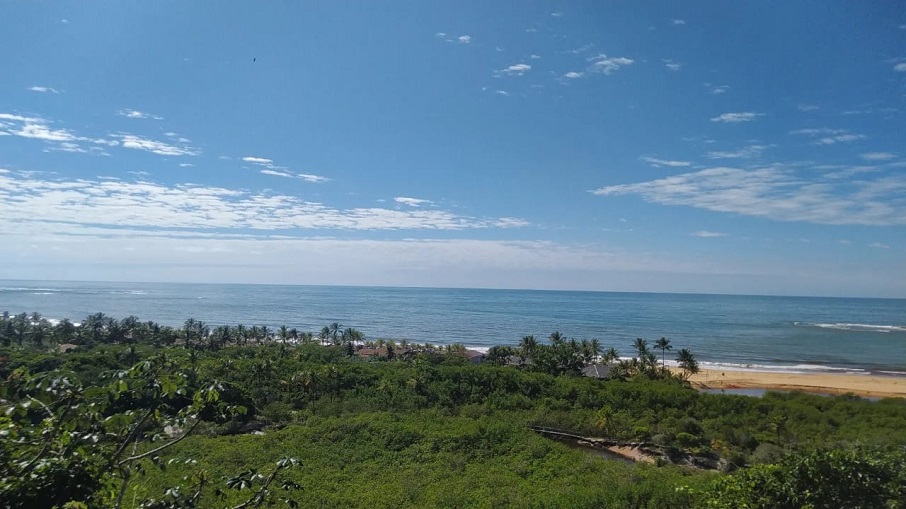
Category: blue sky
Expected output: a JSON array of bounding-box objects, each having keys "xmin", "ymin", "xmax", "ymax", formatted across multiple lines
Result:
[{"xmin": 1, "ymin": 1, "xmax": 904, "ymax": 297}]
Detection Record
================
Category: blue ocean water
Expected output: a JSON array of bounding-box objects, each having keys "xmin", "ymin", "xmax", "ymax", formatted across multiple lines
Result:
[{"xmin": 1, "ymin": 280, "xmax": 904, "ymax": 374}]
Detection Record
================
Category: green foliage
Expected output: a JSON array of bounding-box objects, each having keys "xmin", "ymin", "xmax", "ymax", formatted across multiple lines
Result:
[
  {"xmin": 697, "ymin": 448, "xmax": 906, "ymax": 508},
  {"xmin": 2, "ymin": 312, "xmax": 905, "ymax": 508}
]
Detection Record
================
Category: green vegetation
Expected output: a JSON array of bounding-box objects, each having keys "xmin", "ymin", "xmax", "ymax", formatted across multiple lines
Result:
[{"xmin": 2, "ymin": 312, "xmax": 905, "ymax": 508}]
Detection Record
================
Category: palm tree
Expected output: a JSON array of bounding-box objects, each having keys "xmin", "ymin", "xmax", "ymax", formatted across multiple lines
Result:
[
  {"xmin": 319, "ymin": 326, "xmax": 330, "ymax": 345},
  {"xmin": 589, "ymin": 338, "xmax": 602, "ymax": 362},
  {"xmin": 602, "ymin": 347, "xmax": 619, "ymax": 364},
  {"xmin": 633, "ymin": 337, "xmax": 649, "ymax": 360},
  {"xmin": 518, "ymin": 335, "xmax": 537, "ymax": 366},
  {"xmin": 675, "ymin": 348, "xmax": 700, "ymax": 380},
  {"xmin": 329, "ymin": 322, "xmax": 343, "ymax": 345},
  {"xmin": 278, "ymin": 325, "xmax": 290, "ymax": 346},
  {"xmin": 654, "ymin": 337, "xmax": 672, "ymax": 370}
]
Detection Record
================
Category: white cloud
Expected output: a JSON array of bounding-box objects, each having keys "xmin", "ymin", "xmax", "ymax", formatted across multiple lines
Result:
[
  {"xmin": 711, "ymin": 112, "xmax": 762, "ymax": 123},
  {"xmin": 639, "ymin": 156, "xmax": 691, "ymax": 167},
  {"xmin": 590, "ymin": 166, "xmax": 906, "ymax": 226},
  {"xmin": 496, "ymin": 63, "xmax": 532, "ymax": 76},
  {"xmin": 179, "ymin": 163, "xmax": 194, "ymax": 167},
  {"xmin": 260, "ymin": 169, "xmax": 294, "ymax": 178},
  {"xmin": 563, "ymin": 71, "xmax": 584, "ymax": 79},
  {"xmin": 118, "ymin": 109, "xmax": 163, "ymax": 120},
  {"xmin": 551, "ymin": 12, "xmax": 564, "ymax": 17},
  {"xmin": 691, "ymin": 231, "xmax": 727, "ymax": 237},
  {"xmin": 663, "ymin": 60, "xmax": 682, "ymax": 71},
  {"xmin": 525, "ymin": 28, "xmax": 538, "ymax": 33},
  {"xmin": 894, "ymin": 63, "xmax": 906, "ymax": 72},
  {"xmin": 586, "ymin": 54, "xmax": 634, "ymax": 74},
  {"xmin": 47, "ymin": 142, "xmax": 87, "ymax": 153},
  {"xmin": 434, "ymin": 32, "xmax": 446, "ymax": 38},
  {"xmin": 242, "ymin": 156, "xmax": 273, "ymax": 164},
  {"xmin": 242, "ymin": 155, "xmax": 330, "ymax": 183},
  {"xmin": 790, "ymin": 128, "xmax": 866, "ymax": 145},
  {"xmin": 817, "ymin": 134, "xmax": 866, "ymax": 145},
  {"xmin": 395, "ymin": 196, "xmax": 432, "ymax": 207},
  {"xmin": 0, "ymin": 113, "xmax": 115, "ymax": 151},
  {"xmin": 0, "ymin": 171, "xmax": 524, "ymax": 233},
  {"xmin": 297, "ymin": 173, "xmax": 330, "ymax": 183},
  {"xmin": 869, "ymin": 242, "xmax": 890, "ymax": 249},
  {"xmin": 861, "ymin": 152, "xmax": 896, "ymax": 161},
  {"xmin": 0, "ymin": 112, "xmax": 199, "ymax": 158},
  {"xmin": 494, "ymin": 90, "xmax": 510, "ymax": 96},
  {"xmin": 117, "ymin": 134, "xmax": 197, "ymax": 156},
  {"xmin": 530, "ymin": 54, "xmax": 541, "ymax": 59},
  {"xmin": 709, "ymin": 85, "xmax": 730, "ymax": 95},
  {"xmin": 797, "ymin": 104, "xmax": 820, "ymax": 112},
  {"xmin": 707, "ymin": 145, "xmax": 768, "ymax": 159},
  {"xmin": 673, "ymin": 19, "xmax": 686, "ymax": 25},
  {"xmin": 27, "ymin": 86, "xmax": 60, "ymax": 94},
  {"xmin": 457, "ymin": 35, "xmax": 471, "ymax": 44},
  {"xmin": 61, "ymin": 19, "xmax": 69, "ymax": 23},
  {"xmin": 565, "ymin": 44, "xmax": 594, "ymax": 55}
]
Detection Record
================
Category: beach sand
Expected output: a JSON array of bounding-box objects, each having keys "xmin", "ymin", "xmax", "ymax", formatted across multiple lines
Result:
[{"xmin": 678, "ymin": 368, "xmax": 906, "ymax": 399}]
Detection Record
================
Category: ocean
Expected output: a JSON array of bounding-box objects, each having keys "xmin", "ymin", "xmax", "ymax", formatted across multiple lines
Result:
[{"xmin": 1, "ymin": 280, "xmax": 904, "ymax": 375}]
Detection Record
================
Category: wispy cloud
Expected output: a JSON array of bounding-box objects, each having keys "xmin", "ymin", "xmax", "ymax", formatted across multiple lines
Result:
[
  {"xmin": 242, "ymin": 156, "xmax": 273, "ymax": 164},
  {"xmin": 0, "ymin": 111, "xmax": 199, "ymax": 157},
  {"xmin": 672, "ymin": 19, "xmax": 686, "ymax": 25},
  {"xmin": 27, "ymin": 86, "xmax": 60, "ymax": 94},
  {"xmin": 861, "ymin": 152, "xmax": 896, "ymax": 161},
  {"xmin": 797, "ymin": 104, "xmax": 819, "ymax": 112},
  {"xmin": 496, "ymin": 63, "xmax": 532, "ymax": 76},
  {"xmin": 869, "ymin": 242, "xmax": 890, "ymax": 249},
  {"xmin": 586, "ymin": 54, "xmax": 634, "ymax": 74},
  {"xmin": 707, "ymin": 145, "xmax": 768, "ymax": 159},
  {"xmin": 894, "ymin": 63, "xmax": 906, "ymax": 72},
  {"xmin": 457, "ymin": 35, "xmax": 471, "ymax": 44},
  {"xmin": 550, "ymin": 11, "xmax": 564, "ymax": 17},
  {"xmin": 0, "ymin": 171, "xmax": 525, "ymax": 233},
  {"xmin": 494, "ymin": 90, "xmax": 510, "ymax": 96},
  {"xmin": 691, "ymin": 230, "xmax": 727, "ymax": 237},
  {"xmin": 708, "ymin": 85, "xmax": 730, "ymax": 95},
  {"xmin": 242, "ymin": 155, "xmax": 330, "ymax": 183},
  {"xmin": 663, "ymin": 59, "xmax": 682, "ymax": 71},
  {"xmin": 117, "ymin": 134, "xmax": 197, "ymax": 156},
  {"xmin": 563, "ymin": 71, "xmax": 584, "ymax": 79},
  {"xmin": 790, "ymin": 128, "xmax": 866, "ymax": 145},
  {"xmin": 298, "ymin": 173, "xmax": 330, "ymax": 183},
  {"xmin": 118, "ymin": 109, "xmax": 164, "ymax": 120},
  {"xmin": 0, "ymin": 112, "xmax": 115, "ymax": 152},
  {"xmin": 711, "ymin": 112, "xmax": 762, "ymax": 123},
  {"xmin": 565, "ymin": 44, "xmax": 594, "ymax": 55},
  {"xmin": 395, "ymin": 196, "xmax": 432, "ymax": 207},
  {"xmin": 530, "ymin": 54, "xmax": 541, "ymax": 59},
  {"xmin": 590, "ymin": 166, "xmax": 906, "ymax": 226},
  {"xmin": 640, "ymin": 156, "xmax": 691, "ymax": 167},
  {"xmin": 260, "ymin": 169, "xmax": 294, "ymax": 178}
]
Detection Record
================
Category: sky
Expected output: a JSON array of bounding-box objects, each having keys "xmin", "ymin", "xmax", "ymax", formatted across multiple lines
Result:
[{"xmin": 1, "ymin": 1, "xmax": 905, "ymax": 298}]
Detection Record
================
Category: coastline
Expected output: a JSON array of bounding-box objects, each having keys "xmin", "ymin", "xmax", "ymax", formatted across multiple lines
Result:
[{"xmin": 682, "ymin": 368, "xmax": 906, "ymax": 399}]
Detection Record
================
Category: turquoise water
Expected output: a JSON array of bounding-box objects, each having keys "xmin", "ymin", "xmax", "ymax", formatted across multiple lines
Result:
[{"xmin": 1, "ymin": 280, "xmax": 904, "ymax": 374}]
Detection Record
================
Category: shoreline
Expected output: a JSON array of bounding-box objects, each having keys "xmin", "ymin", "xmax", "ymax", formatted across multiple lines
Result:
[{"xmin": 680, "ymin": 368, "xmax": 906, "ymax": 399}]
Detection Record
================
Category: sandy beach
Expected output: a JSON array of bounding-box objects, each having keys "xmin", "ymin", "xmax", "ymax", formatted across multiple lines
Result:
[{"xmin": 681, "ymin": 368, "xmax": 906, "ymax": 399}]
